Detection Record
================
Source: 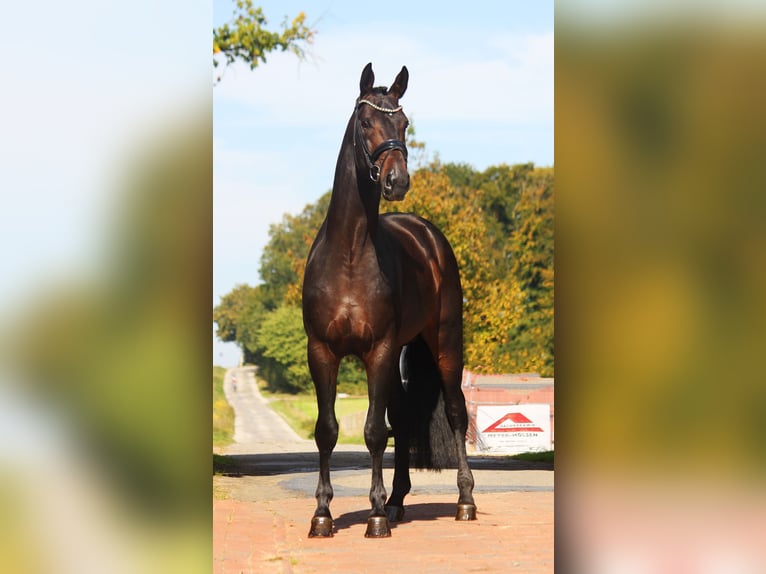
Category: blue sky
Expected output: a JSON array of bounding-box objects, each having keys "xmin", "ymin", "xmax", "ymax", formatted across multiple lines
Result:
[{"xmin": 213, "ymin": 0, "xmax": 553, "ymax": 366}]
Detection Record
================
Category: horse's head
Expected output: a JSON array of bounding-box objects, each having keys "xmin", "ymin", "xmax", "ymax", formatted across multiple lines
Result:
[{"xmin": 355, "ymin": 63, "xmax": 410, "ymax": 201}]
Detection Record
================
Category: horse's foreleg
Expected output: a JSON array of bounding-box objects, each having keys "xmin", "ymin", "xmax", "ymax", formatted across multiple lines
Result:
[
  {"xmin": 307, "ymin": 342, "xmax": 339, "ymax": 537},
  {"xmin": 362, "ymin": 347, "xmax": 397, "ymax": 537}
]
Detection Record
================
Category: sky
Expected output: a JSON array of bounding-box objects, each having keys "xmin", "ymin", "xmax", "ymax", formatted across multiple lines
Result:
[{"xmin": 213, "ymin": 0, "xmax": 554, "ymax": 366}]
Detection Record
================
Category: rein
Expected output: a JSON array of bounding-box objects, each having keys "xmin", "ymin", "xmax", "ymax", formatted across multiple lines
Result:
[{"xmin": 354, "ymin": 98, "xmax": 408, "ymax": 183}]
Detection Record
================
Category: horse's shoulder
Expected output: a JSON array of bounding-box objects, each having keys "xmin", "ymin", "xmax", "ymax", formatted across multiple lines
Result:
[
  {"xmin": 381, "ymin": 212, "xmax": 448, "ymax": 245},
  {"xmin": 379, "ymin": 213, "xmax": 459, "ymax": 276},
  {"xmin": 381, "ymin": 211, "xmax": 435, "ymax": 232}
]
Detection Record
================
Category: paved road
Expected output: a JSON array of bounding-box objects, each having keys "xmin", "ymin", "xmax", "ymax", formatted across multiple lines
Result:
[{"xmin": 222, "ymin": 366, "xmax": 312, "ymax": 454}]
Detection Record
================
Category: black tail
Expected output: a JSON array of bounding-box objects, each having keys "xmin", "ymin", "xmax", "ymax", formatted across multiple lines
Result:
[{"xmin": 400, "ymin": 337, "xmax": 458, "ymax": 470}]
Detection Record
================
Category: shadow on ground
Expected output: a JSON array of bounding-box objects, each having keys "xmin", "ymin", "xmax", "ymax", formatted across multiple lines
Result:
[
  {"xmin": 214, "ymin": 450, "xmax": 553, "ymax": 477},
  {"xmin": 332, "ymin": 502, "xmax": 460, "ymax": 532}
]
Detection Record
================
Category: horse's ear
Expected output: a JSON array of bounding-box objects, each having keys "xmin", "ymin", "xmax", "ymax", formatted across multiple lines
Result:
[
  {"xmin": 360, "ymin": 63, "xmax": 374, "ymax": 95},
  {"xmin": 389, "ymin": 66, "xmax": 409, "ymax": 99}
]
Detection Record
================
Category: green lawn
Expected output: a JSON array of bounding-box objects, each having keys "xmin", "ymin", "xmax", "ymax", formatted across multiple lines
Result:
[
  {"xmin": 268, "ymin": 395, "xmax": 371, "ymax": 444},
  {"xmin": 509, "ymin": 450, "xmax": 554, "ymax": 463}
]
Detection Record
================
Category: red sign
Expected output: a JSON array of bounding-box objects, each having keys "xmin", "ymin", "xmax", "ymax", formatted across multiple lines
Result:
[{"xmin": 482, "ymin": 412, "xmax": 544, "ymax": 433}]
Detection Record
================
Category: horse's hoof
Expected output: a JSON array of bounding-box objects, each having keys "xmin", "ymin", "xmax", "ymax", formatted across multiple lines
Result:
[
  {"xmin": 385, "ymin": 505, "xmax": 405, "ymax": 522},
  {"xmin": 308, "ymin": 516, "xmax": 334, "ymax": 537},
  {"xmin": 455, "ymin": 503, "xmax": 477, "ymax": 521},
  {"xmin": 364, "ymin": 515, "xmax": 392, "ymax": 538}
]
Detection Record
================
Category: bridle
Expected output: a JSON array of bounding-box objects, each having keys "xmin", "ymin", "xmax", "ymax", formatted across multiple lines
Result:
[{"xmin": 354, "ymin": 98, "xmax": 408, "ymax": 183}]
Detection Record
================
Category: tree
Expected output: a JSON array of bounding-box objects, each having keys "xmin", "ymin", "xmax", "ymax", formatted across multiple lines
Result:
[
  {"xmin": 255, "ymin": 304, "xmax": 312, "ymax": 392},
  {"xmin": 213, "ymin": 0, "xmax": 315, "ymax": 83},
  {"xmin": 506, "ymin": 168, "xmax": 554, "ymax": 375},
  {"xmin": 457, "ymin": 163, "xmax": 554, "ymax": 376},
  {"xmin": 213, "ymin": 283, "xmax": 266, "ymax": 364}
]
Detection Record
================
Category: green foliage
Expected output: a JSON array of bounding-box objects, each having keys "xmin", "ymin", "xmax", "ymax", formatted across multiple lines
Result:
[
  {"xmin": 506, "ymin": 168, "xmax": 555, "ymax": 375},
  {"xmin": 337, "ymin": 356, "xmax": 368, "ymax": 394},
  {"xmin": 255, "ymin": 305, "xmax": 311, "ymax": 392},
  {"xmin": 212, "ymin": 283, "xmax": 268, "ymax": 364},
  {"xmin": 213, "ymin": 0, "xmax": 315, "ymax": 82},
  {"xmin": 509, "ymin": 450, "xmax": 554, "ymax": 464}
]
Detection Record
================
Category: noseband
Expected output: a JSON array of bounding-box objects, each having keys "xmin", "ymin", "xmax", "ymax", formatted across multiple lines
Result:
[{"xmin": 354, "ymin": 98, "xmax": 408, "ymax": 183}]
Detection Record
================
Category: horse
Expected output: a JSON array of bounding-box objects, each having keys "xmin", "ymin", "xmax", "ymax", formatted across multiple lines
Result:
[{"xmin": 302, "ymin": 63, "xmax": 476, "ymax": 538}]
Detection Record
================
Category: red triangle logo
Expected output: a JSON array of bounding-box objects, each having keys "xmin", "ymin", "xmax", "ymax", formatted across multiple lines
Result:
[{"xmin": 482, "ymin": 412, "xmax": 544, "ymax": 433}]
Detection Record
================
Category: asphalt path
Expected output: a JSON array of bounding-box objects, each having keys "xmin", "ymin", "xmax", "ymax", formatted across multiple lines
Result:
[{"xmin": 222, "ymin": 366, "xmax": 312, "ymax": 454}]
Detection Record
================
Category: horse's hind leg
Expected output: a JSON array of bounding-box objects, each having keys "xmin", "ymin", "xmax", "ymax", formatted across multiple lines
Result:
[
  {"xmin": 438, "ymin": 355, "xmax": 477, "ymax": 521},
  {"xmin": 307, "ymin": 342, "xmax": 340, "ymax": 537}
]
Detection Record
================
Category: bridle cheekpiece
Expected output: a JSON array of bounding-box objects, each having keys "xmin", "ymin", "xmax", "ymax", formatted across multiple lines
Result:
[{"xmin": 355, "ymin": 98, "xmax": 408, "ymax": 183}]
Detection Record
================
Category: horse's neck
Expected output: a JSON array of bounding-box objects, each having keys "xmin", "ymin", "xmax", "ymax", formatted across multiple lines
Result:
[{"xmin": 324, "ymin": 122, "xmax": 381, "ymax": 247}]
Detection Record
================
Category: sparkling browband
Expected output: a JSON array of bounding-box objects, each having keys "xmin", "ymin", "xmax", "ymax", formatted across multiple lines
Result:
[{"xmin": 357, "ymin": 99, "xmax": 403, "ymax": 113}]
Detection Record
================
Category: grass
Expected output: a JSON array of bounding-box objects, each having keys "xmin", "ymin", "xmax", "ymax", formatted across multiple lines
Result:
[
  {"xmin": 268, "ymin": 394, "xmax": 371, "ymax": 444},
  {"xmin": 268, "ymin": 398, "xmax": 318, "ymax": 438},
  {"xmin": 509, "ymin": 450, "xmax": 554, "ymax": 464},
  {"xmin": 213, "ymin": 366, "xmax": 235, "ymax": 448}
]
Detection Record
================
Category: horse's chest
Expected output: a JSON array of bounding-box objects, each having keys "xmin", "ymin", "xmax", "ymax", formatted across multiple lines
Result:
[
  {"xmin": 308, "ymin": 269, "xmax": 395, "ymax": 353},
  {"xmin": 329, "ymin": 285, "xmax": 393, "ymax": 341}
]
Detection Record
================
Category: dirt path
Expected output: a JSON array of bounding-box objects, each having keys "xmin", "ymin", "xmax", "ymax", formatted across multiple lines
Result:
[{"xmin": 214, "ymin": 368, "xmax": 554, "ymax": 573}]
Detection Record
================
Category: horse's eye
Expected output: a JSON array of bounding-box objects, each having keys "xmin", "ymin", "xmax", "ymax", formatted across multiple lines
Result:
[{"xmin": 361, "ymin": 119, "xmax": 371, "ymax": 129}]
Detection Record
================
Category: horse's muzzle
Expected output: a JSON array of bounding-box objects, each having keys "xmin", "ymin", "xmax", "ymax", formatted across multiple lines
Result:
[{"xmin": 382, "ymin": 168, "xmax": 410, "ymax": 201}]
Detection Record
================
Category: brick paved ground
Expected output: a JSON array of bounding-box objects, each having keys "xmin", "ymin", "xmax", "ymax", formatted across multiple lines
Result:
[{"xmin": 213, "ymin": 491, "xmax": 553, "ymax": 574}]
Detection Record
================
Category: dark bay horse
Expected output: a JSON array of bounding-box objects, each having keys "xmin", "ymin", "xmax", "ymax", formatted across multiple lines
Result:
[{"xmin": 302, "ymin": 63, "xmax": 476, "ymax": 538}]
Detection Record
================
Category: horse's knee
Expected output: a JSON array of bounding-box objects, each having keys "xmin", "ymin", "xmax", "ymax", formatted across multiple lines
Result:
[
  {"xmin": 315, "ymin": 416, "xmax": 339, "ymax": 449},
  {"xmin": 364, "ymin": 419, "xmax": 388, "ymax": 453}
]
